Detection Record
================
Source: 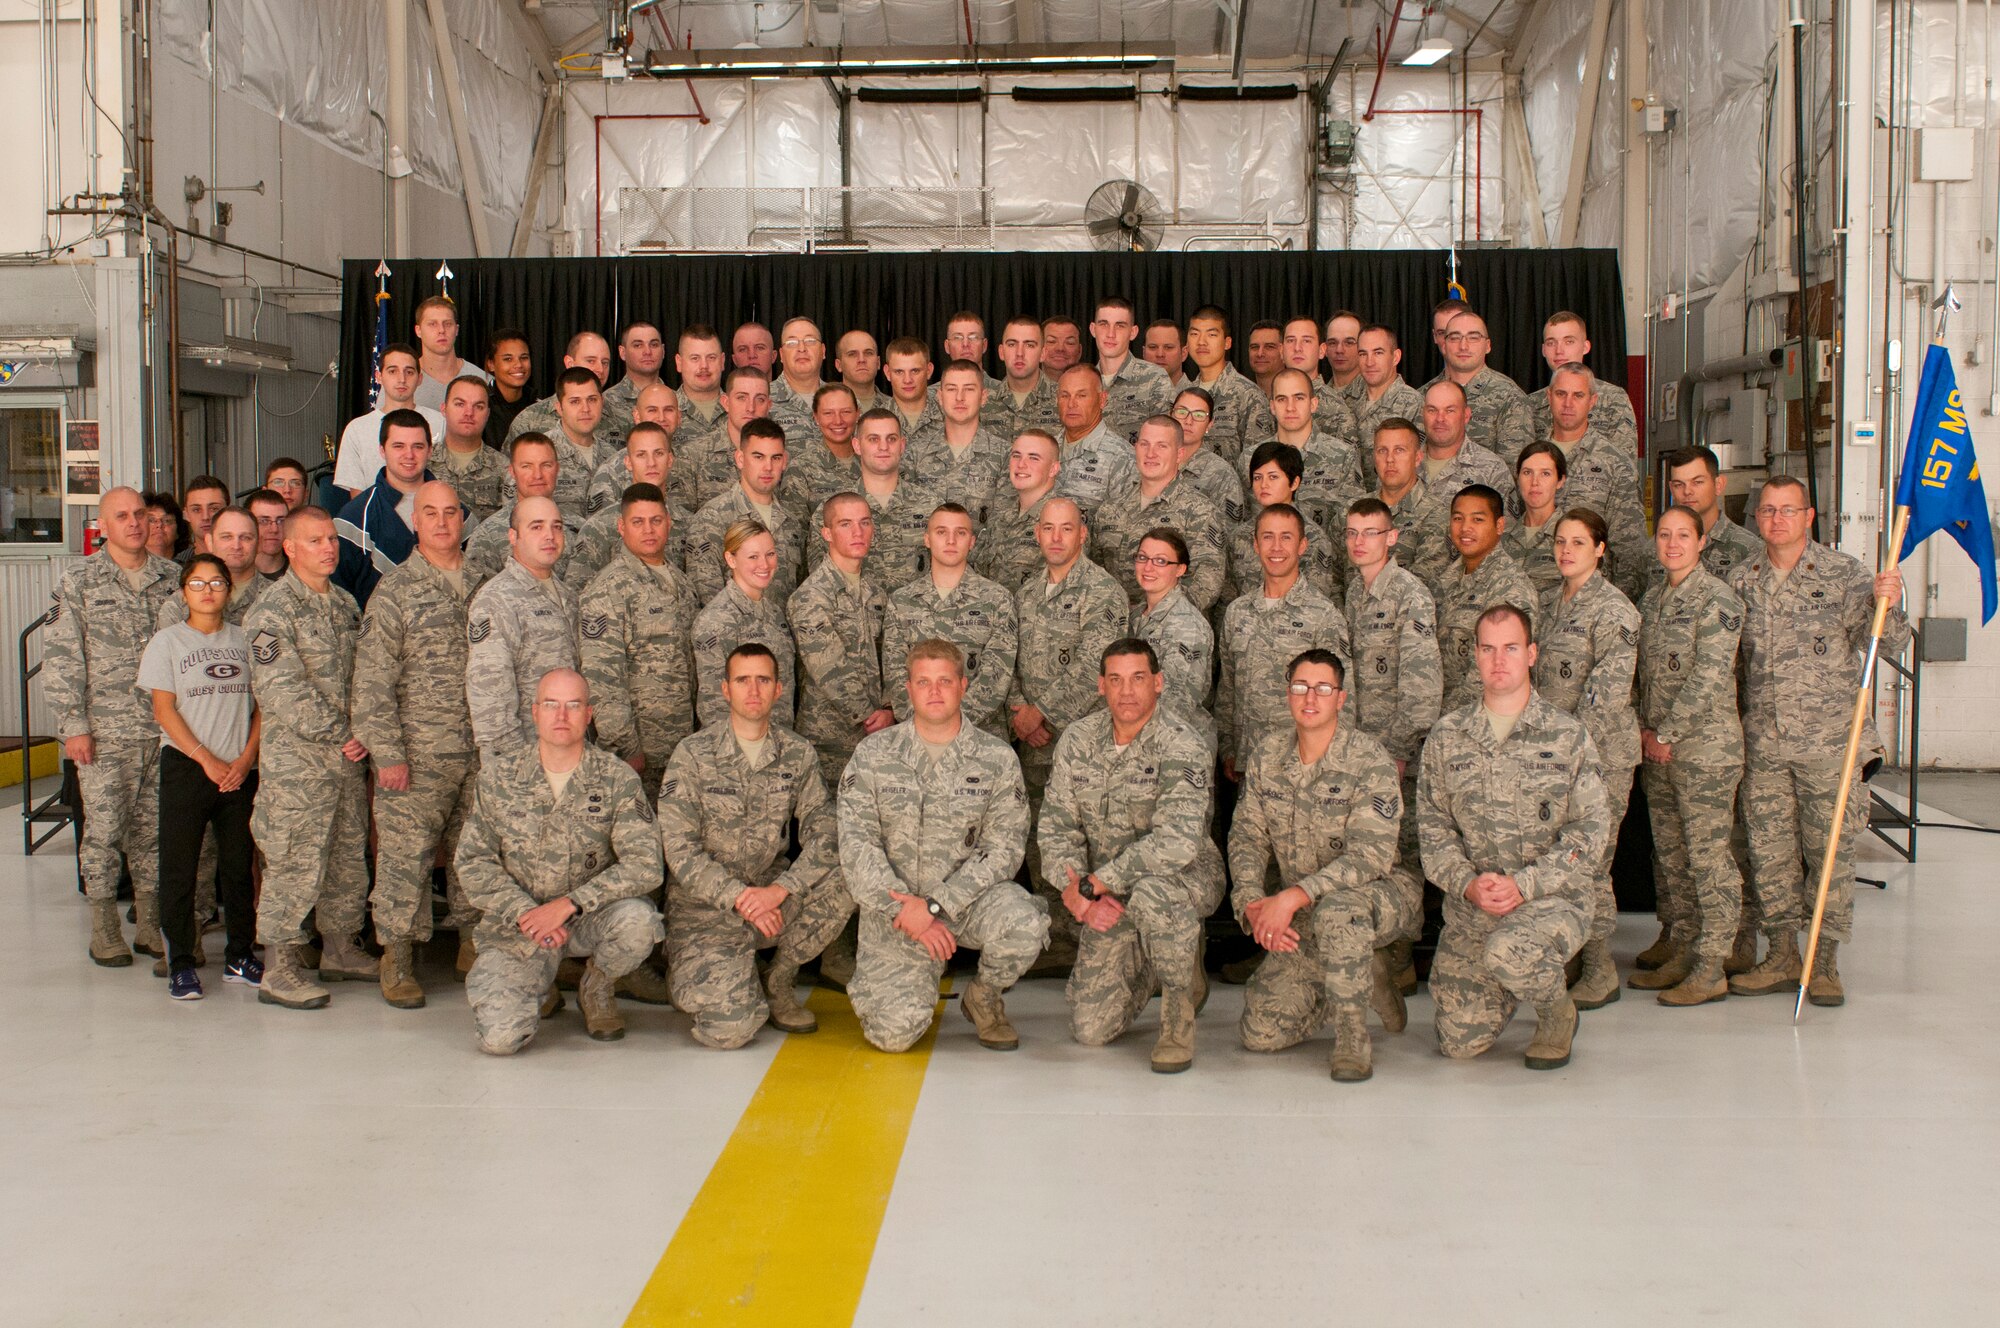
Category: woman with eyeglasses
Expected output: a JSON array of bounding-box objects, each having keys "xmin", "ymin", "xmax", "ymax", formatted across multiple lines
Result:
[
  {"xmin": 1529, "ymin": 507, "xmax": 1639, "ymax": 1010},
  {"xmin": 1170, "ymin": 387, "xmax": 1249, "ymax": 527},
  {"xmin": 1630, "ymin": 504, "xmax": 1745, "ymax": 1006},
  {"xmin": 136, "ymin": 554, "xmax": 262, "ymax": 1000},
  {"xmin": 692, "ymin": 519, "xmax": 796, "ymax": 730},
  {"xmin": 1502, "ymin": 441, "xmax": 1569, "ymax": 603},
  {"xmin": 142, "ymin": 491, "xmax": 184, "ymax": 560},
  {"xmin": 1132, "ymin": 526, "xmax": 1215, "ymax": 748}
]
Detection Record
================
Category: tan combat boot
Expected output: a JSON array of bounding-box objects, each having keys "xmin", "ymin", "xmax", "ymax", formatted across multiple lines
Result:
[
  {"xmin": 317, "ymin": 932, "xmax": 379, "ymax": 982},
  {"xmin": 1192, "ymin": 962, "xmax": 1210, "ymax": 1016},
  {"xmin": 257, "ymin": 943, "xmax": 331, "ymax": 1010},
  {"xmin": 1634, "ymin": 923, "xmax": 1676, "ymax": 971},
  {"xmin": 1657, "ymin": 957, "xmax": 1729, "ymax": 1007},
  {"xmin": 1329, "ymin": 1004, "xmax": 1374, "ymax": 1082},
  {"xmin": 1523, "ymin": 992, "xmax": 1578, "ymax": 1070},
  {"xmin": 1729, "ymin": 930, "xmax": 1803, "ymax": 996},
  {"xmin": 1628, "ymin": 946, "xmax": 1693, "ymax": 991},
  {"xmin": 763, "ymin": 960, "xmax": 817, "ymax": 1033},
  {"xmin": 1368, "ymin": 947, "xmax": 1408, "ymax": 1033},
  {"xmin": 1150, "ymin": 986, "xmax": 1196, "ymax": 1074},
  {"xmin": 1569, "ymin": 938, "xmax": 1622, "ymax": 1010},
  {"xmin": 132, "ymin": 894, "xmax": 165, "ymax": 958},
  {"xmin": 578, "ymin": 961, "xmax": 625, "ymax": 1041},
  {"xmin": 1724, "ymin": 925, "xmax": 1759, "ymax": 976},
  {"xmin": 88, "ymin": 901, "xmax": 133, "ymax": 967},
  {"xmin": 1387, "ymin": 935, "xmax": 1418, "ymax": 996},
  {"xmin": 538, "ymin": 987, "xmax": 564, "ymax": 1019},
  {"xmin": 617, "ymin": 964, "xmax": 675, "ymax": 1006},
  {"xmin": 454, "ymin": 935, "xmax": 477, "ymax": 981},
  {"xmin": 959, "ymin": 979, "xmax": 1019, "ymax": 1050},
  {"xmin": 378, "ymin": 941, "xmax": 425, "ymax": 1009},
  {"xmin": 1806, "ymin": 939, "xmax": 1845, "ymax": 1007},
  {"xmin": 555, "ymin": 957, "xmax": 587, "ymax": 991}
]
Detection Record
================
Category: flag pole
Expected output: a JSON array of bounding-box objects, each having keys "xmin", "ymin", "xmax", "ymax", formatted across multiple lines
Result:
[{"xmin": 1793, "ymin": 503, "xmax": 1910, "ymax": 1021}]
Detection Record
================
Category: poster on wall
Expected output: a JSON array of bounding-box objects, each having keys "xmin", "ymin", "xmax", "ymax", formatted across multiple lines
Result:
[{"xmin": 63, "ymin": 419, "xmax": 99, "ymax": 505}]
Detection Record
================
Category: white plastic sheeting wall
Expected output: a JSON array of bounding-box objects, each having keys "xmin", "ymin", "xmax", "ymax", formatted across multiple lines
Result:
[
  {"xmin": 1518, "ymin": 0, "xmax": 1629, "ymax": 247},
  {"xmin": 154, "ymin": 0, "xmax": 544, "ymax": 217},
  {"xmin": 566, "ymin": 69, "xmax": 1500, "ymax": 253}
]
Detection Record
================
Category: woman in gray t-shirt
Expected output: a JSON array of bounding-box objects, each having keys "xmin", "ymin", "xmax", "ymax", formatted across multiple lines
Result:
[{"xmin": 138, "ymin": 553, "xmax": 261, "ymax": 999}]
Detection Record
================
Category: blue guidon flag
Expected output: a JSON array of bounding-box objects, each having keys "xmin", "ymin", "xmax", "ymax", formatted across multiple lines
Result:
[{"xmin": 1895, "ymin": 342, "xmax": 1998, "ymax": 624}]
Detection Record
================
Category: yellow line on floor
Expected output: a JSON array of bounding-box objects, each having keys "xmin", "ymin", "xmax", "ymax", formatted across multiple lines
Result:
[
  {"xmin": 623, "ymin": 981, "xmax": 948, "ymax": 1327},
  {"xmin": 0, "ymin": 741, "xmax": 58, "ymax": 789}
]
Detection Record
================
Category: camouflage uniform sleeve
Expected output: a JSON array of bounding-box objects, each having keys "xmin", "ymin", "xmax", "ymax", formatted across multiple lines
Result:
[
  {"xmin": 1579, "ymin": 602, "xmax": 1640, "ymax": 739},
  {"xmin": 778, "ymin": 759, "xmax": 839, "ymax": 897},
  {"xmin": 249, "ymin": 607, "xmax": 351, "ymax": 745},
  {"xmin": 569, "ymin": 765, "xmax": 664, "ymax": 912},
  {"xmin": 1093, "ymin": 740, "xmax": 1209, "ymax": 897},
  {"xmin": 1513, "ymin": 738, "xmax": 1607, "ymax": 903},
  {"xmin": 578, "ymin": 581, "xmax": 640, "ymax": 763},
  {"xmin": 788, "ymin": 580, "xmax": 868, "ymax": 726},
  {"xmin": 1497, "ymin": 394, "xmax": 1536, "ymax": 467},
  {"xmin": 1318, "ymin": 598, "xmax": 1353, "ymax": 669},
  {"xmin": 1034, "ymin": 730, "xmax": 1092, "ymax": 888},
  {"xmin": 1292, "ymin": 749, "xmax": 1400, "ymax": 901},
  {"xmin": 1214, "ymin": 609, "xmax": 1240, "ymax": 761},
  {"xmin": 966, "ymin": 592, "xmax": 1018, "ymax": 724},
  {"xmin": 349, "ymin": 590, "xmax": 410, "ymax": 768},
  {"xmin": 1416, "ymin": 733, "xmax": 1479, "ymax": 898},
  {"xmin": 837, "ymin": 752, "xmax": 912, "ymax": 916},
  {"xmin": 1651, "ymin": 586, "xmax": 1741, "ymax": 748},
  {"xmin": 1850, "ymin": 558, "xmax": 1912, "ymax": 656},
  {"xmin": 1604, "ymin": 457, "xmax": 1655, "ymax": 602},
  {"xmin": 455, "ymin": 776, "xmax": 538, "ymax": 928},
  {"xmin": 40, "ymin": 573, "xmax": 88, "ymax": 739},
  {"xmin": 880, "ymin": 599, "xmax": 915, "ymax": 720},
  {"xmin": 933, "ymin": 750, "xmax": 1029, "ymax": 916},
  {"xmin": 657, "ymin": 743, "xmax": 746, "ymax": 908},
  {"xmin": 1225, "ymin": 749, "xmax": 1274, "ymax": 923},
  {"xmin": 1395, "ymin": 587, "xmax": 1443, "ymax": 757},
  {"xmin": 1183, "ymin": 506, "xmax": 1229, "ymax": 612},
  {"xmin": 464, "ymin": 593, "xmax": 525, "ymax": 751},
  {"xmin": 1044, "ymin": 581, "xmax": 1127, "ymax": 725}
]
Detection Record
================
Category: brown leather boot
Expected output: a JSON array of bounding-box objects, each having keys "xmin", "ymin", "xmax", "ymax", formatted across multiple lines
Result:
[
  {"xmin": 555, "ymin": 957, "xmax": 587, "ymax": 991},
  {"xmin": 1628, "ymin": 947, "xmax": 1693, "ymax": 991},
  {"xmin": 616, "ymin": 965, "xmax": 675, "ymax": 1006},
  {"xmin": 89, "ymin": 901, "xmax": 133, "ymax": 967},
  {"xmin": 257, "ymin": 943, "xmax": 331, "ymax": 1010},
  {"xmin": 454, "ymin": 935, "xmax": 477, "ymax": 981},
  {"xmin": 1570, "ymin": 938, "xmax": 1622, "ymax": 1009},
  {"xmin": 1634, "ymin": 923, "xmax": 1676, "ymax": 971},
  {"xmin": 959, "ymin": 979, "xmax": 1019, "ymax": 1050},
  {"xmin": 1150, "ymin": 986, "xmax": 1196, "ymax": 1074},
  {"xmin": 1368, "ymin": 947, "xmax": 1408, "ymax": 1033},
  {"xmin": 378, "ymin": 941, "xmax": 425, "ymax": 1009},
  {"xmin": 1730, "ymin": 931, "xmax": 1803, "ymax": 997},
  {"xmin": 763, "ymin": 960, "xmax": 817, "ymax": 1033},
  {"xmin": 1724, "ymin": 925, "xmax": 1759, "ymax": 976},
  {"xmin": 578, "ymin": 961, "xmax": 625, "ymax": 1041},
  {"xmin": 1523, "ymin": 992, "xmax": 1578, "ymax": 1070},
  {"xmin": 1806, "ymin": 939, "xmax": 1845, "ymax": 1007},
  {"xmin": 1386, "ymin": 935, "xmax": 1418, "ymax": 996},
  {"xmin": 1657, "ymin": 957, "xmax": 1729, "ymax": 1007},
  {"xmin": 1329, "ymin": 1005, "xmax": 1373, "ymax": 1082},
  {"xmin": 132, "ymin": 894, "xmax": 165, "ymax": 958},
  {"xmin": 318, "ymin": 932, "xmax": 378, "ymax": 982}
]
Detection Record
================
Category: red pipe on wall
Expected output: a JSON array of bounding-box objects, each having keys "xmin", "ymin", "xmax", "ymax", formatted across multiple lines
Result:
[
  {"xmin": 1365, "ymin": 107, "xmax": 1484, "ymax": 241},
  {"xmin": 1364, "ymin": 8, "xmax": 1406, "ymax": 121}
]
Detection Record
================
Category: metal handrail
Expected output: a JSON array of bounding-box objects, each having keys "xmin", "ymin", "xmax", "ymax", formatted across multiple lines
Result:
[
  {"xmin": 1867, "ymin": 650, "xmax": 1920, "ymax": 864},
  {"xmin": 17, "ymin": 607, "xmax": 76, "ymax": 856}
]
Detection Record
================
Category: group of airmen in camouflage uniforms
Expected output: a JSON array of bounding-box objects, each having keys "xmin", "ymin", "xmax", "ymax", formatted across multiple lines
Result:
[{"xmin": 44, "ymin": 296, "xmax": 1907, "ymax": 1080}]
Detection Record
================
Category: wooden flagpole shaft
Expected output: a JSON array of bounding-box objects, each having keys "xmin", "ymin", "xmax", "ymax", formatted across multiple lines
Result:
[{"xmin": 1795, "ymin": 505, "xmax": 1912, "ymax": 1021}]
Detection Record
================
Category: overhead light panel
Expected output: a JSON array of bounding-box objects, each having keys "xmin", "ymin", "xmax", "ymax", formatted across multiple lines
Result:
[
  {"xmin": 638, "ymin": 43, "xmax": 1175, "ymax": 79},
  {"xmin": 1402, "ymin": 40, "xmax": 1453, "ymax": 66}
]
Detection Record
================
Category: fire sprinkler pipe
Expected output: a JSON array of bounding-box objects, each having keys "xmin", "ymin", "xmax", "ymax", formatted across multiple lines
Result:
[{"xmin": 1363, "ymin": 6, "xmax": 1406, "ymax": 121}]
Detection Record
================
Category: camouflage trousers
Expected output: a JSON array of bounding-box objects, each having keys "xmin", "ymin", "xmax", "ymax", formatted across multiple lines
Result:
[
  {"xmin": 370, "ymin": 752, "xmax": 479, "ymax": 945},
  {"xmin": 801, "ymin": 732, "xmax": 860, "ymax": 804},
  {"xmin": 1641, "ymin": 759, "xmax": 1743, "ymax": 961},
  {"xmin": 75, "ymin": 738, "xmax": 161, "ymax": 904},
  {"xmin": 1432, "ymin": 896, "xmax": 1588, "ymax": 1059},
  {"xmin": 1240, "ymin": 876, "xmax": 1419, "ymax": 1053},
  {"xmin": 1067, "ymin": 855, "xmax": 1226, "ymax": 1046},
  {"xmin": 666, "ymin": 873, "xmax": 856, "ymax": 1050},
  {"xmin": 1392, "ymin": 764, "xmax": 1424, "ymax": 943},
  {"xmin": 1741, "ymin": 750, "xmax": 1867, "ymax": 943},
  {"xmin": 467, "ymin": 897, "xmax": 662, "ymax": 1054},
  {"xmin": 1588, "ymin": 765, "xmax": 1636, "ymax": 944},
  {"xmin": 252, "ymin": 760, "xmax": 370, "ymax": 947},
  {"xmin": 1020, "ymin": 753, "xmax": 1078, "ymax": 963},
  {"xmin": 849, "ymin": 883, "xmax": 1050, "ymax": 1054}
]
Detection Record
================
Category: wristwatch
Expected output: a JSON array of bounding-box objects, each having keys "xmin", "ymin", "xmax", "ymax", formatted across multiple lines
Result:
[
  {"xmin": 925, "ymin": 897, "xmax": 944, "ymax": 918},
  {"xmin": 1076, "ymin": 876, "xmax": 1097, "ymax": 901}
]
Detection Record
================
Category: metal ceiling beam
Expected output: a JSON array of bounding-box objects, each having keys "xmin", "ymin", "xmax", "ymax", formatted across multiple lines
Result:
[
  {"xmin": 1232, "ymin": 0, "xmax": 1254, "ymax": 86},
  {"xmin": 1504, "ymin": 0, "xmax": 1558, "ymax": 71},
  {"xmin": 501, "ymin": 0, "xmax": 562, "ymax": 83},
  {"xmin": 424, "ymin": 0, "xmax": 494, "ymax": 257},
  {"xmin": 1555, "ymin": 0, "xmax": 1612, "ymax": 246}
]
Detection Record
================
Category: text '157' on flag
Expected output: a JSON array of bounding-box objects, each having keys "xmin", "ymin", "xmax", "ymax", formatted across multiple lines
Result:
[{"xmin": 1895, "ymin": 342, "xmax": 1998, "ymax": 624}]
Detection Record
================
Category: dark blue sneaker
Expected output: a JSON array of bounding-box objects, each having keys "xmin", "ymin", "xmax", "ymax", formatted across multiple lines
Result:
[
  {"xmin": 168, "ymin": 970, "xmax": 204, "ymax": 1001},
  {"xmin": 224, "ymin": 955, "xmax": 264, "ymax": 987}
]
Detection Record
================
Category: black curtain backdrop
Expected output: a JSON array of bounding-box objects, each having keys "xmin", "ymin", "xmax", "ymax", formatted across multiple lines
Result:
[{"xmin": 340, "ymin": 250, "xmax": 1626, "ymax": 421}]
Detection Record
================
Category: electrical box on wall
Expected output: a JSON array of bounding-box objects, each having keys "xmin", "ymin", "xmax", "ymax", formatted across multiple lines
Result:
[{"xmin": 1916, "ymin": 127, "xmax": 1976, "ymax": 181}]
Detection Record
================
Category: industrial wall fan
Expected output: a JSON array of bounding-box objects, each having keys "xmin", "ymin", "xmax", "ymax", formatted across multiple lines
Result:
[{"xmin": 1085, "ymin": 179, "xmax": 1166, "ymax": 252}]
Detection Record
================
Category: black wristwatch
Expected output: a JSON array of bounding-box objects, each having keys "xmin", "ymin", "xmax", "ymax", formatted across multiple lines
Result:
[
  {"xmin": 1076, "ymin": 876, "xmax": 1098, "ymax": 901},
  {"xmin": 925, "ymin": 897, "xmax": 944, "ymax": 918}
]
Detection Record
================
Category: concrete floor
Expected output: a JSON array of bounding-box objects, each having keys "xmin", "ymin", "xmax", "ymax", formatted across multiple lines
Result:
[{"xmin": 3, "ymin": 781, "xmax": 1996, "ymax": 1326}]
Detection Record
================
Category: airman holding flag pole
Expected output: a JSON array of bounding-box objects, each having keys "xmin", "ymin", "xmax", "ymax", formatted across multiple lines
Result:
[{"xmin": 1791, "ymin": 288, "xmax": 1994, "ymax": 1019}]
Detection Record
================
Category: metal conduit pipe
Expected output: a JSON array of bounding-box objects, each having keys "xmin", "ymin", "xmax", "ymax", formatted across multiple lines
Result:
[{"xmin": 1674, "ymin": 347, "xmax": 1786, "ymax": 452}]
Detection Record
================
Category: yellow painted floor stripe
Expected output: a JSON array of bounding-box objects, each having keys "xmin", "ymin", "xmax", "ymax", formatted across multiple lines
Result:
[
  {"xmin": 624, "ymin": 981, "xmax": 949, "ymax": 1326},
  {"xmin": 0, "ymin": 741, "xmax": 58, "ymax": 790}
]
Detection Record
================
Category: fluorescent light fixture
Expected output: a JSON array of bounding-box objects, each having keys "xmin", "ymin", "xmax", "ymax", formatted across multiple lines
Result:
[
  {"xmin": 1402, "ymin": 40, "xmax": 1454, "ymax": 66},
  {"xmin": 640, "ymin": 43, "xmax": 1174, "ymax": 79}
]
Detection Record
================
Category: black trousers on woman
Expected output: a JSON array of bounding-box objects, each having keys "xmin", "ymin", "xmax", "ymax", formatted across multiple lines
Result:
[{"xmin": 157, "ymin": 747, "xmax": 258, "ymax": 974}]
